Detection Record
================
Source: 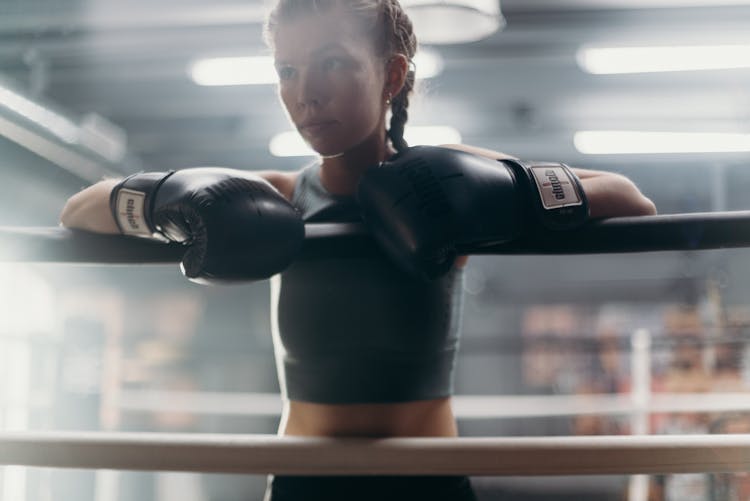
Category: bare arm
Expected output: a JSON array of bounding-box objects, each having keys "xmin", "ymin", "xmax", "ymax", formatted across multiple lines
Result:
[
  {"xmin": 59, "ymin": 170, "xmax": 298, "ymax": 233},
  {"xmin": 59, "ymin": 178, "xmax": 122, "ymax": 233}
]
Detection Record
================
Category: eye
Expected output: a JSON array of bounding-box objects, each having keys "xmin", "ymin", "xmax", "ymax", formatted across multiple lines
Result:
[{"xmin": 276, "ymin": 65, "xmax": 296, "ymax": 81}]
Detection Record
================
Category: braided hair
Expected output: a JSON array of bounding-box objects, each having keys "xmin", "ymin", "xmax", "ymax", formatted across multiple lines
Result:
[{"xmin": 264, "ymin": 0, "xmax": 418, "ymax": 152}]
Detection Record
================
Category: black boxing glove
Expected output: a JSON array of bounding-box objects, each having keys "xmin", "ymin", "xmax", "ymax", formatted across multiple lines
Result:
[
  {"xmin": 110, "ymin": 168, "xmax": 304, "ymax": 283},
  {"xmin": 356, "ymin": 146, "xmax": 588, "ymax": 279}
]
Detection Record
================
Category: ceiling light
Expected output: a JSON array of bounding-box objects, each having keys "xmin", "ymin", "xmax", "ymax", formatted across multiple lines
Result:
[
  {"xmin": 78, "ymin": 113, "xmax": 128, "ymax": 164},
  {"xmin": 413, "ymin": 48, "xmax": 444, "ymax": 79},
  {"xmin": 401, "ymin": 0, "xmax": 504, "ymax": 45},
  {"xmin": 578, "ymin": 45, "xmax": 750, "ymax": 74},
  {"xmin": 574, "ymin": 130, "xmax": 750, "ymax": 154},
  {"xmin": 190, "ymin": 57, "xmax": 278, "ymax": 86},
  {"xmin": 0, "ymin": 83, "xmax": 79, "ymax": 143},
  {"xmin": 0, "ymin": 79, "xmax": 127, "ymax": 164},
  {"xmin": 190, "ymin": 49, "xmax": 445, "ymax": 87},
  {"xmin": 270, "ymin": 126, "xmax": 462, "ymax": 157},
  {"xmin": 0, "ymin": 77, "xmax": 126, "ymax": 172},
  {"xmin": 0, "ymin": 115, "xmax": 115, "ymax": 181}
]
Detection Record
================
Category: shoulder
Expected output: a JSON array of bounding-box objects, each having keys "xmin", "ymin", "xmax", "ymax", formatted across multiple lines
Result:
[
  {"xmin": 438, "ymin": 143, "xmax": 518, "ymax": 161},
  {"xmin": 254, "ymin": 170, "xmax": 301, "ymax": 202}
]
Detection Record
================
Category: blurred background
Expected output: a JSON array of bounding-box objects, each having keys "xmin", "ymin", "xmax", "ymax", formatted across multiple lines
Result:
[{"xmin": 2, "ymin": 0, "xmax": 750, "ymax": 500}]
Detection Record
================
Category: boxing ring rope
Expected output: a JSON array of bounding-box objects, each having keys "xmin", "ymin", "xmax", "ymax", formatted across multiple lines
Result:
[
  {"xmin": 2, "ymin": 211, "xmax": 750, "ymax": 477},
  {"xmin": 2, "ymin": 431, "xmax": 750, "ymax": 476},
  {"xmin": 2, "ymin": 210, "xmax": 750, "ymax": 263}
]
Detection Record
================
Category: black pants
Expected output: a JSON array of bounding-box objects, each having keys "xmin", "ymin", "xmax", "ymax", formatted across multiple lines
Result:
[{"xmin": 264, "ymin": 475, "xmax": 477, "ymax": 501}]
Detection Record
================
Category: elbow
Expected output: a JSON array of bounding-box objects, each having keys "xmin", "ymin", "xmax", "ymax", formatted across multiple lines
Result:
[
  {"xmin": 586, "ymin": 174, "xmax": 657, "ymax": 219},
  {"xmin": 636, "ymin": 196, "xmax": 657, "ymax": 216},
  {"xmin": 59, "ymin": 188, "xmax": 90, "ymax": 228},
  {"xmin": 58, "ymin": 179, "xmax": 121, "ymax": 233},
  {"xmin": 59, "ymin": 197, "xmax": 77, "ymax": 228},
  {"xmin": 621, "ymin": 176, "xmax": 657, "ymax": 216}
]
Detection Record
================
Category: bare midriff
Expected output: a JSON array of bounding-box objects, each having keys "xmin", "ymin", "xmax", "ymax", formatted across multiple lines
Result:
[{"xmin": 280, "ymin": 397, "xmax": 458, "ymax": 437}]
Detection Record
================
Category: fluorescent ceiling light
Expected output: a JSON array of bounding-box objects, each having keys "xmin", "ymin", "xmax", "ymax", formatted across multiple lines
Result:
[
  {"xmin": 0, "ymin": 84, "xmax": 79, "ymax": 143},
  {"xmin": 270, "ymin": 126, "xmax": 462, "ymax": 157},
  {"xmin": 575, "ymin": 130, "xmax": 750, "ymax": 154},
  {"xmin": 0, "ymin": 80, "xmax": 127, "ymax": 164},
  {"xmin": 413, "ymin": 47, "xmax": 444, "ymax": 79},
  {"xmin": 0, "ymin": 115, "xmax": 115, "ymax": 181},
  {"xmin": 578, "ymin": 45, "xmax": 750, "ymax": 74},
  {"xmin": 78, "ymin": 113, "xmax": 128, "ymax": 164},
  {"xmin": 190, "ymin": 49, "xmax": 444, "ymax": 87},
  {"xmin": 401, "ymin": 0, "xmax": 505, "ymax": 44},
  {"xmin": 190, "ymin": 57, "xmax": 278, "ymax": 86}
]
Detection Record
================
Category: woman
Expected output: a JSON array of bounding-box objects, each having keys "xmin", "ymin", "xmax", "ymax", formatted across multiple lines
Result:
[{"xmin": 61, "ymin": 0, "xmax": 657, "ymax": 499}]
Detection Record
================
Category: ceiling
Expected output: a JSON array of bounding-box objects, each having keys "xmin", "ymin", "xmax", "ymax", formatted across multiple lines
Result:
[{"xmin": 0, "ymin": 0, "xmax": 749, "ymax": 211}]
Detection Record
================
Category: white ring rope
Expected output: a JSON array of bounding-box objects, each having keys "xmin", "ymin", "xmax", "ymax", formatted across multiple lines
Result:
[{"xmin": 1, "ymin": 432, "xmax": 750, "ymax": 475}]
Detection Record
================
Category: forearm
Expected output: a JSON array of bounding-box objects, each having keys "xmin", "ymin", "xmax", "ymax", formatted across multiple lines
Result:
[
  {"xmin": 572, "ymin": 169, "xmax": 657, "ymax": 219},
  {"xmin": 59, "ymin": 178, "xmax": 122, "ymax": 233}
]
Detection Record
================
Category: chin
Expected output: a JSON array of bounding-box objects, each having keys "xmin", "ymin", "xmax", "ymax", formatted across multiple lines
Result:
[
  {"xmin": 311, "ymin": 146, "xmax": 342, "ymax": 158},
  {"xmin": 309, "ymin": 140, "xmax": 347, "ymax": 158}
]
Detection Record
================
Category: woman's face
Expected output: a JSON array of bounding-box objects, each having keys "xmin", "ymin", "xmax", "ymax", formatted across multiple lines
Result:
[{"xmin": 273, "ymin": 9, "xmax": 388, "ymax": 157}]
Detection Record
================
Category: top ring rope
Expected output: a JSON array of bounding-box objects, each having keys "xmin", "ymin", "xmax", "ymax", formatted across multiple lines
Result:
[{"xmin": 1, "ymin": 211, "xmax": 750, "ymax": 263}]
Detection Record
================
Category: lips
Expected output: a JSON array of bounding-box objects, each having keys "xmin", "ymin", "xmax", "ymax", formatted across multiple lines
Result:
[{"xmin": 300, "ymin": 119, "xmax": 337, "ymax": 135}]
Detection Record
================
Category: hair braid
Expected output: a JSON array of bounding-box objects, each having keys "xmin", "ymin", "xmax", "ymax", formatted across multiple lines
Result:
[
  {"xmin": 382, "ymin": 0, "xmax": 417, "ymax": 152},
  {"xmin": 388, "ymin": 67, "xmax": 414, "ymax": 152}
]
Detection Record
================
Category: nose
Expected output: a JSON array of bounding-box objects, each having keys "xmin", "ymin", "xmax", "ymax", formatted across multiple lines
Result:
[{"xmin": 296, "ymin": 67, "xmax": 329, "ymax": 109}]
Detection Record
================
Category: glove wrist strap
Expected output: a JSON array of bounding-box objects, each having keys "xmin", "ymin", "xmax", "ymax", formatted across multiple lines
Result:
[
  {"xmin": 502, "ymin": 160, "xmax": 589, "ymax": 230},
  {"xmin": 110, "ymin": 171, "xmax": 176, "ymax": 239}
]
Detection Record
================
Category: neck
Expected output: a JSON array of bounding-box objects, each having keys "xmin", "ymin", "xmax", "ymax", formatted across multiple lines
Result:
[{"xmin": 319, "ymin": 130, "xmax": 395, "ymax": 196}]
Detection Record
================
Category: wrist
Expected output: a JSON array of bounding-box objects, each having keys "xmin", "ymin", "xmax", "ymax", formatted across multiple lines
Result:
[
  {"xmin": 110, "ymin": 171, "xmax": 176, "ymax": 239},
  {"xmin": 501, "ymin": 159, "xmax": 589, "ymax": 230}
]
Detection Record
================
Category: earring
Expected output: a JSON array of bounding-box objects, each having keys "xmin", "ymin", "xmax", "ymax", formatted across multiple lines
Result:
[{"xmin": 385, "ymin": 91, "xmax": 392, "ymax": 106}]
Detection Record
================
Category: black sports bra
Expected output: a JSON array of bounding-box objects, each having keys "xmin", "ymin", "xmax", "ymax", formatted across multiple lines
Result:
[{"xmin": 270, "ymin": 162, "xmax": 464, "ymax": 403}]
